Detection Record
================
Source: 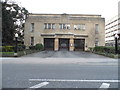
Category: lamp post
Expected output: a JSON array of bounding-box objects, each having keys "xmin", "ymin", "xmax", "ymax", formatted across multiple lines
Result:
[
  {"xmin": 114, "ymin": 34, "xmax": 119, "ymax": 54},
  {"xmin": 14, "ymin": 33, "xmax": 18, "ymax": 56}
]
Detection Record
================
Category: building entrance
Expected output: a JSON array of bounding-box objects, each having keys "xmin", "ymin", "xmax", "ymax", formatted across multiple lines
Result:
[
  {"xmin": 59, "ymin": 39, "xmax": 69, "ymax": 50},
  {"xmin": 44, "ymin": 38, "xmax": 54, "ymax": 50},
  {"xmin": 74, "ymin": 39, "xmax": 85, "ymax": 51}
]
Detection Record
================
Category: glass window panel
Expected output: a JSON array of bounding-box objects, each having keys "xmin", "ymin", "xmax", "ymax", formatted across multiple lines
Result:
[
  {"xmin": 63, "ymin": 24, "xmax": 66, "ymax": 29},
  {"xmin": 48, "ymin": 23, "xmax": 51, "ymax": 29},
  {"xmin": 31, "ymin": 37, "xmax": 34, "ymax": 45},
  {"xmin": 44, "ymin": 23, "xmax": 47, "ymax": 29},
  {"xmin": 67, "ymin": 24, "xmax": 70, "ymax": 29},
  {"xmin": 83, "ymin": 24, "xmax": 86, "ymax": 30},
  {"xmin": 52, "ymin": 24, "xmax": 55, "ymax": 29},
  {"xmin": 59, "ymin": 24, "xmax": 62, "ymax": 29},
  {"xmin": 78, "ymin": 24, "xmax": 81, "ymax": 30},
  {"xmin": 95, "ymin": 24, "xmax": 99, "ymax": 33},
  {"xmin": 74, "ymin": 25, "xmax": 77, "ymax": 30},
  {"xmin": 31, "ymin": 23, "xmax": 34, "ymax": 32}
]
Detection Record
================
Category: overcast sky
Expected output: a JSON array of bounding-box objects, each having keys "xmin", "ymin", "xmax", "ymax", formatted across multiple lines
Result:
[{"xmin": 16, "ymin": 0, "xmax": 119, "ymax": 21}]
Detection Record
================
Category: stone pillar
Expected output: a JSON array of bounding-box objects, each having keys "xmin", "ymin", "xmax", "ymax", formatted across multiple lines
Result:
[
  {"xmin": 54, "ymin": 38, "xmax": 59, "ymax": 51},
  {"xmin": 84, "ymin": 39, "xmax": 88, "ymax": 51},
  {"xmin": 69, "ymin": 38, "xmax": 74, "ymax": 51}
]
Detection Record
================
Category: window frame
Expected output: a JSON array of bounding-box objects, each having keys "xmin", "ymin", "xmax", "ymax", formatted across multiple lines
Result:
[
  {"xmin": 95, "ymin": 24, "xmax": 99, "ymax": 33},
  {"xmin": 59, "ymin": 23, "xmax": 70, "ymax": 30},
  {"xmin": 31, "ymin": 23, "xmax": 34, "ymax": 32},
  {"xmin": 30, "ymin": 37, "xmax": 34, "ymax": 46},
  {"xmin": 44, "ymin": 23, "xmax": 55, "ymax": 30},
  {"xmin": 74, "ymin": 24, "xmax": 86, "ymax": 30},
  {"xmin": 95, "ymin": 38, "xmax": 99, "ymax": 46}
]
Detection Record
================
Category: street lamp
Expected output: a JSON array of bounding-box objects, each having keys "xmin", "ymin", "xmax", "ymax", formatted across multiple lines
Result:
[
  {"xmin": 14, "ymin": 33, "xmax": 18, "ymax": 56},
  {"xmin": 114, "ymin": 34, "xmax": 119, "ymax": 54}
]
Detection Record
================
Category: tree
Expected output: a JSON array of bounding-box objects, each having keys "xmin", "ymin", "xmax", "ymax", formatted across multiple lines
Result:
[
  {"xmin": 2, "ymin": 2, "xmax": 14, "ymax": 45},
  {"xmin": 2, "ymin": 0, "xmax": 29, "ymax": 45}
]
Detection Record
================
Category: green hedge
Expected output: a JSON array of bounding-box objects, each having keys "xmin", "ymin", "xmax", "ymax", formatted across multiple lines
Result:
[
  {"xmin": 29, "ymin": 43, "xmax": 44, "ymax": 50},
  {"xmin": 1, "ymin": 46, "xmax": 14, "ymax": 52},
  {"xmin": 1, "ymin": 45, "xmax": 26, "ymax": 52},
  {"xmin": 1, "ymin": 50, "xmax": 41, "ymax": 57},
  {"xmin": 93, "ymin": 46, "xmax": 120, "ymax": 54},
  {"xmin": 1, "ymin": 44, "xmax": 43, "ymax": 57},
  {"xmin": 1, "ymin": 52, "xmax": 14, "ymax": 57}
]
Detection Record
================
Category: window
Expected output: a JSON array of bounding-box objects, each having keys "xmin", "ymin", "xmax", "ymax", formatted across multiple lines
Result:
[
  {"xmin": 44, "ymin": 23, "xmax": 55, "ymax": 29},
  {"xmin": 44, "ymin": 23, "xmax": 47, "ymax": 29},
  {"xmin": 63, "ymin": 24, "xmax": 66, "ymax": 29},
  {"xmin": 95, "ymin": 24, "xmax": 99, "ymax": 33},
  {"xmin": 59, "ymin": 24, "xmax": 62, "ymax": 29},
  {"xmin": 95, "ymin": 38, "xmax": 99, "ymax": 46},
  {"xmin": 31, "ymin": 37, "xmax": 34, "ymax": 46},
  {"xmin": 77, "ymin": 25, "xmax": 81, "ymax": 30},
  {"xmin": 52, "ymin": 24, "xmax": 55, "ymax": 29},
  {"xmin": 66, "ymin": 24, "xmax": 70, "ymax": 29},
  {"xmin": 82, "ymin": 24, "xmax": 86, "ymax": 30},
  {"xmin": 31, "ymin": 23, "xmax": 34, "ymax": 32},
  {"xmin": 48, "ymin": 23, "xmax": 51, "ymax": 29},
  {"xmin": 74, "ymin": 25, "xmax": 77, "ymax": 30},
  {"xmin": 74, "ymin": 24, "xmax": 86, "ymax": 30},
  {"xmin": 59, "ymin": 24, "xmax": 70, "ymax": 30}
]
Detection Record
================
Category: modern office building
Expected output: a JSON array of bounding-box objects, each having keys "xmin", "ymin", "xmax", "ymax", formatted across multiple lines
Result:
[
  {"xmin": 24, "ymin": 13, "xmax": 105, "ymax": 51},
  {"xmin": 105, "ymin": 15, "xmax": 120, "ymax": 46}
]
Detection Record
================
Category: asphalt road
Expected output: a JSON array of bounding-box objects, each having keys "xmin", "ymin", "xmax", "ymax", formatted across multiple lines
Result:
[{"xmin": 2, "ymin": 51, "xmax": 119, "ymax": 89}]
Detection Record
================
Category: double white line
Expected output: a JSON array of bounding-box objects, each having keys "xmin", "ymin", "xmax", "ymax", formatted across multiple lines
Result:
[
  {"xmin": 29, "ymin": 79, "xmax": 120, "ymax": 83},
  {"xmin": 28, "ymin": 79, "xmax": 120, "ymax": 89}
]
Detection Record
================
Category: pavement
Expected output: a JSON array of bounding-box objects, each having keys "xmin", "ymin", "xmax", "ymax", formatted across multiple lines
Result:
[
  {"xmin": 22, "ymin": 51, "xmax": 110, "ymax": 58},
  {"xmin": 1, "ymin": 51, "xmax": 119, "ymax": 89},
  {"xmin": 2, "ymin": 57, "xmax": 118, "ymax": 66}
]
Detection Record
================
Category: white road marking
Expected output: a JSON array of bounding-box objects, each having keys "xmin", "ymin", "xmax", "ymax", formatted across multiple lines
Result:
[
  {"xmin": 29, "ymin": 82, "xmax": 49, "ymax": 88},
  {"xmin": 29, "ymin": 79, "xmax": 120, "ymax": 83},
  {"xmin": 99, "ymin": 83, "xmax": 110, "ymax": 88}
]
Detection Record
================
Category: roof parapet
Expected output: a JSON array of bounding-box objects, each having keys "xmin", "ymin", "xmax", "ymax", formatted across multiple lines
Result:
[{"xmin": 29, "ymin": 13, "xmax": 102, "ymax": 18}]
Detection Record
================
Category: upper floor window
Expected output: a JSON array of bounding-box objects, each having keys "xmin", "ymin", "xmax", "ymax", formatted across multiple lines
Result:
[
  {"xmin": 31, "ymin": 23, "xmax": 34, "ymax": 32},
  {"xmin": 44, "ymin": 23, "xmax": 55, "ymax": 29},
  {"xmin": 74, "ymin": 24, "xmax": 86, "ymax": 30},
  {"xmin": 95, "ymin": 24, "xmax": 99, "ymax": 33},
  {"xmin": 59, "ymin": 24, "xmax": 70, "ymax": 30}
]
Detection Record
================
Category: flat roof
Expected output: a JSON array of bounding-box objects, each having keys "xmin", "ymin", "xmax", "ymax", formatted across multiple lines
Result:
[{"xmin": 29, "ymin": 13, "xmax": 102, "ymax": 18}]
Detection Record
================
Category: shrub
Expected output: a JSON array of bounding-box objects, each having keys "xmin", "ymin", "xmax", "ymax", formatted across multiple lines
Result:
[
  {"xmin": 17, "ymin": 44, "xmax": 26, "ymax": 51},
  {"xmin": 93, "ymin": 46, "xmax": 120, "ymax": 54},
  {"xmin": 35, "ymin": 43, "xmax": 44, "ymax": 50},
  {"xmin": 2, "ymin": 46, "xmax": 14, "ymax": 52},
  {"xmin": 29, "ymin": 45, "xmax": 35, "ymax": 50}
]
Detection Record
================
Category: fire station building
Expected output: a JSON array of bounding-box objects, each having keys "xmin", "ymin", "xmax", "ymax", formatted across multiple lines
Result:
[{"xmin": 24, "ymin": 13, "xmax": 105, "ymax": 51}]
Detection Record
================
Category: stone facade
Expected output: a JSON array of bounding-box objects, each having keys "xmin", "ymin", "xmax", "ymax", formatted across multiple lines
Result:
[{"xmin": 24, "ymin": 13, "xmax": 105, "ymax": 51}]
